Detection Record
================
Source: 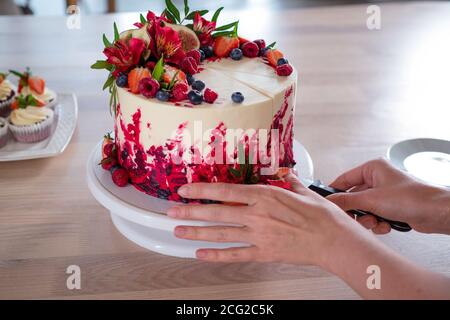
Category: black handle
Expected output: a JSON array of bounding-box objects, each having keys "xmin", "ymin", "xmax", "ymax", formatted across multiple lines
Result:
[{"xmin": 308, "ymin": 181, "xmax": 412, "ymax": 232}]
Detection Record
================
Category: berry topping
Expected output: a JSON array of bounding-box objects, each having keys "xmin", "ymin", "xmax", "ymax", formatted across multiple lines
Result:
[
  {"xmin": 128, "ymin": 67, "xmax": 151, "ymax": 94},
  {"xmin": 241, "ymin": 41, "xmax": 259, "ymax": 58},
  {"xmin": 116, "ymin": 74, "xmax": 128, "ymax": 87},
  {"xmin": 145, "ymin": 61, "xmax": 156, "ymax": 71},
  {"xmin": 199, "ymin": 50, "xmax": 206, "ymax": 62},
  {"xmin": 188, "ymin": 90, "xmax": 203, "ymax": 105},
  {"xmin": 156, "ymin": 90, "xmax": 170, "ymax": 102},
  {"xmin": 266, "ymin": 49, "xmax": 284, "ymax": 67},
  {"xmin": 230, "ymin": 48, "xmax": 243, "ymax": 60},
  {"xmin": 259, "ymin": 47, "xmax": 269, "ymax": 57},
  {"xmin": 277, "ymin": 58, "xmax": 289, "ymax": 66},
  {"xmin": 231, "ymin": 92, "xmax": 244, "ymax": 103},
  {"xmin": 238, "ymin": 37, "xmax": 250, "ymax": 46},
  {"xmin": 186, "ymin": 49, "xmax": 202, "ymax": 64},
  {"xmin": 28, "ymin": 76, "xmax": 45, "ymax": 95},
  {"xmin": 172, "ymin": 82, "xmax": 189, "ymax": 102},
  {"xmin": 191, "ymin": 80, "xmax": 205, "ymax": 92},
  {"xmin": 186, "ymin": 73, "xmax": 195, "ymax": 85},
  {"xmin": 103, "ymin": 142, "xmax": 114, "ymax": 158},
  {"xmin": 162, "ymin": 65, "xmax": 187, "ymax": 84},
  {"xmin": 112, "ymin": 168, "xmax": 129, "ymax": 187},
  {"xmin": 101, "ymin": 157, "xmax": 117, "ymax": 171},
  {"xmin": 200, "ymin": 46, "xmax": 214, "ymax": 59},
  {"xmin": 204, "ymin": 88, "xmax": 218, "ymax": 104},
  {"xmin": 213, "ymin": 36, "xmax": 239, "ymax": 58},
  {"xmin": 276, "ymin": 64, "xmax": 293, "ymax": 76},
  {"xmin": 180, "ymin": 56, "xmax": 198, "ymax": 75},
  {"xmin": 139, "ymin": 77, "xmax": 160, "ymax": 98},
  {"xmin": 253, "ymin": 39, "xmax": 266, "ymax": 50}
]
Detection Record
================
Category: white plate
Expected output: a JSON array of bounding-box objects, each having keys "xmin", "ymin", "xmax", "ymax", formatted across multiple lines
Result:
[
  {"xmin": 87, "ymin": 139, "xmax": 314, "ymax": 258},
  {"xmin": 0, "ymin": 93, "xmax": 78, "ymax": 161},
  {"xmin": 387, "ymin": 138, "xmax": 450, "ymax": 187}
]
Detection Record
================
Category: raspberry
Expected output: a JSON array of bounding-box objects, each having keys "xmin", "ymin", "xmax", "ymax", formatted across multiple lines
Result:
[
  {"xmin": 241, "ymin": 41, "xmax": 259, "ymax": 58},
  {"xmin": 172, "ymin": 82, "xmax": 189, "ymax": 102},
  {"xmin": 186, "ymin": 49, "xmax": 201, "ymax": 64},
  {"xmin": 139, "ymin": 77, "xmax": 160, "ymax": 98},
  {"xmin": 204, "ymin": 88, "xmax": 218, "ymax": 104},
  {"xmin": 253, "ymin": 39, "xmax": 266, "ymax": 50},
  {"xmin": 173, "ymin": 82, "xmax": 188, "ymax": 92},
  {"xmin": 112, "ymin": 168, "xmax": 129, "ymax": 187},
  {"xmin": 276, "ymin": 64, "xmax": 293, "ymax": 76},
  {"xmin": 180, "ymin": 56, "xmax": 198, "ymax": 75}
]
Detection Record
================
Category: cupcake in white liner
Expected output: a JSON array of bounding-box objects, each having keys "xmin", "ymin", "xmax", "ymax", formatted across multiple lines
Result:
[
  {"xmin": 8, "ymin": 94, "xmax": 54, "ymax": 143},
  {"xmin": 9, "ymin": 68, "xmax": 57, "ymax": 108},
  {"xmin": 0, "ymin": 73, "xmax": 16, "ymax": 117},
  {"xmin": 0, "ymin": 117, "xmax": 9, "ymax": 148}
]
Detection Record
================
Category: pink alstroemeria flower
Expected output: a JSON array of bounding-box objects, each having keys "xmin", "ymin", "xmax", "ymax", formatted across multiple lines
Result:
[
  {"xmin": 103, "ymin": 37, "xmax": 146, "ymax": 76},
  {"xmin": 193, "ymin": 12, "xmax": 216, "ymax": 46},
  {"xmin": 154, "ymin": 21, "xmax": 186, "ymax": 65}
]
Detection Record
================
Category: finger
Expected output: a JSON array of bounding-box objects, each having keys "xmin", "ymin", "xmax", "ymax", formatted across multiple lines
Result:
[
  {"xmin": 167, "ymin": 204, "xmax": 250, "ymax": 225},
  {"xmin": 329, "ymin": 164, "xmax": 367, "ymax": 191},
  {"xmin": 178, "ymin": 183, "xmax": 257, "ymax": 204},
  {"xmin": 356, "ymin": 215, "xmax": 378, "ymax": 229},
  {"xmin": 196, "ymin": 246, "xmax": 259, "ymax": 262},
  {"xmin": 327, "ymin": 190, "xmax": 379, "ymax": 213},
  {"xmin": 372, "ymin": 222, "xmax": 391, "ymax": 234},
  {"xmin": 284, "ymin": 172, "xmax": 309, "ymax": 195},
  {"xmin": 349, "ymin": 184, "xmax": 369, "ymax": 193},
  {"xmin": 174, "ymin": 225, "xmax": 250, "ymax": 243}
]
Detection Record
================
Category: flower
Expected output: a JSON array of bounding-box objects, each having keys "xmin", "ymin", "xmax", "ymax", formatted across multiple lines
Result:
[
  {"xmin": 103, "ymin": 37, "xmax": 146, "ymax": 76},
  {"xmin": 154, "ymin": 21, "xmax": 186, "ymax": 65},
  {"xmin": 193, "ymin": 12, "xmax": 216, "ymax": 46}
]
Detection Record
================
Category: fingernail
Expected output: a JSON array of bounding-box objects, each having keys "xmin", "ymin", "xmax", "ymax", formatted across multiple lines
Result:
[
  {"xmin": 174, "ymin": 226, "xmax": 187, "ymax": 237},
  {"xmin": 196, "ymin": 250, "xmax": 207, "ymax": 259},
  {"xmin": 167, "ymin": 207, "xmax": 180, "ymax": 218},
  {"xmin": 178, "ymin": 185, "xmax": 190, "ymax": 197}
]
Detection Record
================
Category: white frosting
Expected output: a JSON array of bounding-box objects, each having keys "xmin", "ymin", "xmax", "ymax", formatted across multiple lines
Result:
[
  {"xmin": 10, "ymin": 106, "xmax": 53, "ymax": 126},
  {"xmin": 20, "ymin": 86, "xmax": 55, "ymax": 104},
  {"xmin": 0, "ymin": 80, "xmax": 13, "ymax": 100}
]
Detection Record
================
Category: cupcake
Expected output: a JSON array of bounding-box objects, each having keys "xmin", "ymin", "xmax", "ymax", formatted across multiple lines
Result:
[
  {"xmin": 8, "ymin": 94, "xmax": 54, "ymax": 143},
  {"xmin": 0, "ymin": 117, "xmax": 9, "ymax": 148},
  {"xmin": 0, "ymin": 72, "xmax": 16, "ymax": 117},
  {"xmin": 9, "ymin": 68, "xmax": 57, "ymax": 108}
]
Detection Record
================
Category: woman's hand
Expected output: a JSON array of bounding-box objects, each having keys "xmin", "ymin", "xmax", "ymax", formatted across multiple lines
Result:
[
  {"xmin": 327, "ymin": 158, "xmax": 450, "ymax": 235},
  {"xmin": 167, "ymin": 174, "xmax": 358, "ymax": 265}
]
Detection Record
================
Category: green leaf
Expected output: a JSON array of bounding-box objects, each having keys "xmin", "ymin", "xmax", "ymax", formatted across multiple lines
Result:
[
  {"xmin": 139, "ymin": 14, "xmax": 147, "ymax": 24},
  {"xmin": 211, "ymin": 7, "xmax": 224, "ymax": 23},
  {"xmin": 185, "ymin": 23, "xmax": 194, "ymax": 30},
  {"xmin": 214, "ymin": 21, "xmax": 238, "ymax": 32},
  {"xmin": 91, "ymin": 60, "xmax": 112, "ymax": 70},
  {"xmin": 8, "ymin": 70, "xmax": 24, "ymax": 78},
  {"xmin": 183, "ymin": 0, "xmax": 189, "ymax": 16},
  {"xmin": 266, "ymin": 41, "xmax": 276, "ymax": 49},
  {"xmin": 165, "ymin": 0, "xmax": 180, "ymax": 23},
  {"xmin": 163, "ymin": 9, "xmax": 177, "ymax": 24},
  {"xmin": 212, "ymin": 30, "xmax": 235, "ymax": 38},
  {"xmin": 228, "ymin": 167, "xmax": 242, "ymax": 178},
  {"xmin": 113, "ymin": 22, "xmax": 120, "ymax": 42},
  {"xmin": 168, "ymin": 70, "xmax": 179, "ymax": 90},
  {"xmin": 152, "ymin": 56, "xmax": 165, "ymax": 82},
  {"xmin": 103, "ymin": 74, "xmax": 114, "ymax": 91},
  {"xmin": 185, "ymin": 10, "xmax": 209, "ymax": 20},
  {"xmin": 103, "ymin": 33, "xmax": 112, "ymax": 47}
]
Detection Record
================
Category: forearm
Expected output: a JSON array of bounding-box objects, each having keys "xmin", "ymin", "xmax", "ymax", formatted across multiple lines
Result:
[
  {"xmin": 321, "ymin": 221, "xmax": 450, "ymax": 299},
  {"xmin": 425, "ymin": 186, "xmax": 450, "ymax": 235}
]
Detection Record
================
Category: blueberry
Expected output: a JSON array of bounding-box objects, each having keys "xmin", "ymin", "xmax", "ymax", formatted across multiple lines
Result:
[
  {"xmin": 277, "ymin": 58, "xmax": 289, "ymax": 66},
  {"xmin": 230, "ymin": 48, "xmax": 243, "ymax": 60},
  {"xmin": 191, "ymin": 80, "xmax": 205, "ymax": 91},
  {"xmin": 199, "ymin": 50, "xmax": 206, "ymax": 62},
  {"xmin": 156, "ymin": 90, "xmax": 170, "ymax": 102},
  {"xmin": 188, "ymin": 90, "xmax": 203, "ymax": 105},
  {"xmin": 200, "ymin": 46, "xmax": 214, "ymax": 58},
  {"xmin": 116, "ymin": 74, "xmax": 128, "ymax": 87},
  {"xmin": 259, "ymin": 47, "xmax": 269, "ymax": 57},
  {"xmin": 231, "ymin": 92, "xmax": 244, "ymax": 103},
  {"xmin": 187, "ymin": 73, "xmax": 195, "ymax": 85}
]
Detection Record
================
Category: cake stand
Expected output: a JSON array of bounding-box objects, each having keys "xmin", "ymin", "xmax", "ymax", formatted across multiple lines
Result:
[{"xmin": 87, "ymin": 140, "xmax": 314, "ymax": 258}]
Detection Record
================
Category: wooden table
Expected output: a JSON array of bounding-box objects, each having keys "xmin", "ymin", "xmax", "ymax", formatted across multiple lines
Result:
[{"xmin": 1, "ymin": 2, "xmax": 449, "ymax": 299}]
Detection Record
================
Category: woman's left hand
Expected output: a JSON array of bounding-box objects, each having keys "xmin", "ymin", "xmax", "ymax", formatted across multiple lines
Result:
[{"xmin": 167, "ymin": 174, "xmax": 357, "ymax": 266}]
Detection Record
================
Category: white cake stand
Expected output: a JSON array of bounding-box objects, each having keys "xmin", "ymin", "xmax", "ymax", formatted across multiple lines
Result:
[{"xmin": 87, "ymin": 140, "xmax": 314, "ymax": 258}]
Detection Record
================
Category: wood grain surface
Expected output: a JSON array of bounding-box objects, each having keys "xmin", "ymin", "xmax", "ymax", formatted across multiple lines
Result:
[{"xmin": 1, "ymin": 2, "xmax": 449, "ymax": 299}]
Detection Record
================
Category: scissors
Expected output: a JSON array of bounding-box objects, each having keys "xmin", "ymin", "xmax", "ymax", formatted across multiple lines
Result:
[{"xmin": 302, "ymin": 179, "xmax": 412, "ymax": 232}]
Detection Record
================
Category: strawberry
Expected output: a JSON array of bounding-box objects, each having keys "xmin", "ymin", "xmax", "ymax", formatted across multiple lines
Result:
[
  {"xmin": 213, "ymin": 36, "xmax": 239, "ymax": 58},
  {"xmin": 128, "ymin": 67, "xmax": 151, "ymax": 94},
  {"xmin": 10, "ymin": 99, "xmax": 19, "ymax": 110},
  {"xmin": 112, "ymin": 168, "xmax": 129, "ymax": 187},
  {"xmin": 0, "ymin": 74, "xmax": 4, "ymax": 84},
  {"xmin": 162, "ymin": 65, "xmax": 187, "ymax": 84},
  {"xmin": 102, "ymin": 134, "xmax": 114, "ymax": 158},
  {"xmin": 35, "ymin": 97, "xmax": 46, "ymax": 107},
  {"xmin": 266, "ymin": 49, "xmax": 284, "ymax": 67},
  {"xmin": 28, "ymin": 76, "xmax": 45, "ymax": 95},
  {"xmin": 276, "ymin": 167, "xmax": 291, "ymax": 179}
]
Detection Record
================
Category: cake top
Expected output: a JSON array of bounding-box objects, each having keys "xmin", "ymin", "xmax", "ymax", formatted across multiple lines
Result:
[{"xmin": 91, "ymin": 0, "xmax": 295, "ymax": 113}]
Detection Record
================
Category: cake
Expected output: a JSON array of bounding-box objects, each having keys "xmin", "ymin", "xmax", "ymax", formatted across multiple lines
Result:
[
  {"xmin": 93, "ymin": 1, "xmax": 297, "ymax": 202},
  {"xmin": 0, "ymin": 72, "xmax": 15, "ymax": 117}
]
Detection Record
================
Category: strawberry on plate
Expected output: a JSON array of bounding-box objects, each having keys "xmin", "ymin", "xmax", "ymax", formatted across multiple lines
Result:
[
  {"xmin": 266, "ymin": 49, "xmax": 284, "ymax": 67},
  {"xmin": 128, "ymin": 67, "xmax": 151, "ymax": 94},
  {"xmin": 28, "ymin": 76, "xmax": 45, "ymax": 95},
  {"xmin": 213, "ymin": 36, "xmax": 239, "ymax": 58}
]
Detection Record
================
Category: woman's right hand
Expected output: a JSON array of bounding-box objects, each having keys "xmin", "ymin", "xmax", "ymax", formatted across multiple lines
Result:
[{"xmin": 327, "ymin": 158, "xmax": 450, "ymax": 235}]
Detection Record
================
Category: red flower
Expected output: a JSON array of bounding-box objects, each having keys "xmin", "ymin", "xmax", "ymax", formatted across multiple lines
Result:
[
  {"xmin": 103, "ymin": 37, "xmax": 146, "ymax": 76},
  {"xmin": 193, "ymin": 12, "xmax": 216, "ymax": 46},
  {"xmin": 154, "ymin": 21, "xmax": 185, "ymax": 65}
]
